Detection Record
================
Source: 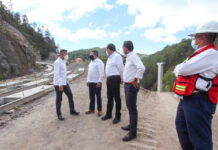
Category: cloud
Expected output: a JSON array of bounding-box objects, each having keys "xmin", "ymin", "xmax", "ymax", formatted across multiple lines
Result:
[
  {"xmin": 1, "ymin": 0, "xmax": 111, "ymax": 42},
  {"xmin": 2, "ymin": 0, "xmax": 111, "ymax": 23},
  {"xmin": 50, "ymin": 23, "xmax": 106, "ymax": 42},
  {"xmin": 144, "ymin": 27, "xmax": 179, "ymax": 43},
  {"xmin": 110, "ymin": 30, "xmax": 121, "ymax": 38},
  {"xmin": 117, "ymin": 0, "xmax": 218, "ymax": 43},
  {"xmin": 103, "ymin": 4, "xmax": 114, "ymax": 11},
  {"xmin": 125, "ymin": 31, "xmax": 130, "ymax": 35}
]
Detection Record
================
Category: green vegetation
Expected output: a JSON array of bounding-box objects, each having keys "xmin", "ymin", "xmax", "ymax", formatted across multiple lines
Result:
[
  {"xmin": 137, "ymin": 53, "xmax": 148, "ymax": 59},
  {"xmin": 163, "ymin": 69, "xmax": 176, "ymax": 91},
  {"xmin": 69, "ymin": 39, "xmax": 195, "ymax": 91},
  {"xmin": 140, "ymin": 39, "xmax": 194, "ymax": 91},
  {"xmin": 0, "ymin": 1, "xmax": 58, "ymax": 60},
  {"xmin": 69, "ymin": 47, "xmax": 108, "ymax": 63},
  {"xmin": 68, "ymin": 38, "xmax": 218, "ymax": 91}
]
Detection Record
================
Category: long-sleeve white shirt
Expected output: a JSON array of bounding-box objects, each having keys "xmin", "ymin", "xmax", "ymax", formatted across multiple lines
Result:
[
  {"xmin": 87, "ymin": 58, "xmax": 104, "ymax": 83},
  {"xmin": 123, "ymin": 52, "xmax": 146, "ymax": 83},
  {"xmin": 106, "ymin": 52, "xmax": 124, "ymax": 79},
  {"xmin": 53, "ymin": 57, "xmax": 67, "ymax": 86},
  {"xmin": 174, "ymin": 46, "xmax": 218, "ymax": 92}
]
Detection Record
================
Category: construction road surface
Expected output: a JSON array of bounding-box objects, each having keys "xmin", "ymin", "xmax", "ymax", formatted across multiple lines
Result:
[{"xmin": 0, "ymin": 72, "xmax": 218, "ymax": 150}]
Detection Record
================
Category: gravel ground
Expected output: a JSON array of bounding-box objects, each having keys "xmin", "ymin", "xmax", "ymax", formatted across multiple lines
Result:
[{"xmin": 0, "ymin": 71, "xmax": 218, "ymax": 150}]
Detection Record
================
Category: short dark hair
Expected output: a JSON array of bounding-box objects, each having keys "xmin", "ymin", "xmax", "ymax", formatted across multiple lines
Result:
[
  {"xmin": 123, "ymin": 41, "xmax": 134, "ymax": 51},
  {"xmin": 207, "ymin": 33, "xmax": 217, "ymax": 43},
  {"xmin": 60, "ymin": 49, "xmax": 67, "ymax": 55},
  {"xmin": 92, "ymin": 50, "xmax": 98, "ymax": 57},
  {"xmin": 107, "ymin": 43, "xmax": 116, "ymax": 51}
]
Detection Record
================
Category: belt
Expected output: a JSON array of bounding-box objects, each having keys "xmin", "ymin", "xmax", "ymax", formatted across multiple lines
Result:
[
  {"xmin": 107, "ymin": 75, "xmax": 120, "ymax": 78},
  {"xmin": 183, "ymin": 92, "xmax": 208, "ymax": 98}
]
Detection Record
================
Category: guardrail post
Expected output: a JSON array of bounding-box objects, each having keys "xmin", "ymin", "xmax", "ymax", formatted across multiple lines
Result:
[{"xmin": 157, "ymin": 62, "xmax": 165, "ymax": 92}]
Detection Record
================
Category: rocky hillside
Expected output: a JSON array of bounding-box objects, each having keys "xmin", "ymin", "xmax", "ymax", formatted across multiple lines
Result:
[{"xmin": 0, "ymin": 14, "xmax": 36, "ymax": 80}]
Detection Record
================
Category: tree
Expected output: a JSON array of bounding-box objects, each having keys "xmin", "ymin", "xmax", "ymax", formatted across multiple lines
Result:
[
  {"xmin": 22, "ymin": 15, "xmax": 28, "ymax": 24},
  {"xmin": 163, "ymin": 69, "xmax": 176, "ymax": 91},
  {"xmin": 13, "ymin": 12, "xmax": 21, "ymax": 24}
]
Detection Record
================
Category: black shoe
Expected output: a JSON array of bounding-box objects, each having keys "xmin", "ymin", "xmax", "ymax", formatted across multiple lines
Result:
[
  {"xmin": 122, "ymin": 132, "xmax": 137, "ymax": 142},
  {"xmin": 112, "ymin": 118, "xmax": 121, "ymax": 124},
  {"xmin": 70, "ymin": 110, "xmax": 80, "ymax": 115},
  {"xmin": 121, "ymin": 125, "xmax": 131, "ymax": 131},
  {"xmin": 102, "ymin": 115, "xmax": 112, "ymax": 120},
  {"xmin": 58, "ymin": 115, "xmax": 65, "ymax": 121}
]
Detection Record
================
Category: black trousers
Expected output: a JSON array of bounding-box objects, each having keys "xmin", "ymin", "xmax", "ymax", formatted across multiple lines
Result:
[
  {"xmin": 89, "ymin": 82, "xmax": 102, "ymax": 111},
  {"xmin": 124, "ymin": 83, "xmax": 139, "ymax": 134},
  {"xmin": 54, "ymin": 83, "xmax": 75, "ymax": 116},
  {"xmin": 106, "ymin": 76, "xmax": 122, "ymax": 118}
]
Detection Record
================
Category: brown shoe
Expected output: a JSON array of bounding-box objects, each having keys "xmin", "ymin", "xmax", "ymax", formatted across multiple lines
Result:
[
  {"xmin": 98, "ymin": 111, "xmax": 102, "ymax": 117},
  {"xmin": 85, "ymin": 110, "xmax": 95, "ymax": 114}
]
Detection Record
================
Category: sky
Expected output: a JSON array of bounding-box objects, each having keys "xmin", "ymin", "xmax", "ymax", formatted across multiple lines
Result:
[{"xmin": 1, "ymin": 0, "xmax": 218, "ymax": 54}]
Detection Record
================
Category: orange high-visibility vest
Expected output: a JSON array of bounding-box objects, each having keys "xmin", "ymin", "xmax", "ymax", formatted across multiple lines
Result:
[{"xmin": 173, "ymin": 44, "xmax": 218, "ymax": 104}]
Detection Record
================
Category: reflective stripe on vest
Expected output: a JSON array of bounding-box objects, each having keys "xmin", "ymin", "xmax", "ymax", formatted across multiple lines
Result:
[{"xmin": 173, "ymin": 44, "xmax": 218, "ymax": 104}]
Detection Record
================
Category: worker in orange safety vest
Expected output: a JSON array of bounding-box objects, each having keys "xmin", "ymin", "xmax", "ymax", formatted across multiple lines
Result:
[{"xmin": 173, "ymin": 21, "xmax": 218, "ymax": 150}]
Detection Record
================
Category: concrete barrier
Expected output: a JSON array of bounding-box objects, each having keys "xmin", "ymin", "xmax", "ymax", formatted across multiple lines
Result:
[{"xmin": 0, "ymin": 68, "xmax": 85, "ymax": 114}]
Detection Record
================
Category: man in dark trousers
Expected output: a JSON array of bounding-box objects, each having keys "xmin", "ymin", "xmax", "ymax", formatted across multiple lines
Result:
[
  {"xmin": 174, "ymin": 21, "xmax": 218, "ymax": 150},
  {"xmin": 121, "ymin": 41, "xmax": 145, "ymax": 141},
  {"xmin": 86, "ymin": 50, "xmax": 104, "ymax": 116},
  {"xmin": 53, "ymin": 49, "xmax": 79, "ymax": 120},
  {"xmin": 102, "ymin": 43, "xmax": 124, "ymax": 124}
]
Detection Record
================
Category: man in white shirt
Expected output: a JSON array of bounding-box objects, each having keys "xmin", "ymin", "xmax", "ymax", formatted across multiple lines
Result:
[
  {"xmin": 121, "ymin": 41, "xmax": 145, "ymax": 142},
  {"xmin": 53, "ymin": 49, "xmax": 79, "ymax": 121},
  {"xmin": 174, "ymin": 21, "xmax": 218, "ymax": 150},
  {"xmin": 102, "ymin": 43, "xmax": 124, "ymax": 124},
  {"xmin": 86, "ymin": 50, "xmax": 104, "ymax": 116}
]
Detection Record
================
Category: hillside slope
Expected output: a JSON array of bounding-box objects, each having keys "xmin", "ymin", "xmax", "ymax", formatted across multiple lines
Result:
[
  {"xmin": 141, "ymin": 39, "xmax": 194, "ymax": 91},
  {"xmin": 0, "ymin": 14, "xmax": 36, "ymax": 80},
  {"xmin": 69, "ymin": 47, "xmax": 108, "ymax": 63},
  {"xmin": 69, "ymin": 38, "xmax": 218, "ymax": 91}
]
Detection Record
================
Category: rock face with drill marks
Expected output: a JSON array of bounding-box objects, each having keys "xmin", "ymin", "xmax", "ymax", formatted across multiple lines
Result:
[{"xmin": 0, "ymin": 14, "xmax": 36, "ymax": 80}]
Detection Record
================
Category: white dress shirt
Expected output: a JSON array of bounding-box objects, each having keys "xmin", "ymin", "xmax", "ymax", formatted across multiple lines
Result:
[
  {"xmin": 87, "ymin": 58, "xmax": 104, "ymax": 83},
  {"xmin": 106, "ymin": 52, "xmax": 124, "ymax": 79},
  {"xmin": 174, "ymin": 46, "xmax": 218, "ymax": 92},
  {"xmin": 123, "ymin": 52, "xmax": 146, "ymax": 83},
  {"xmin": 53, "ymin": 57, "xmax": 67, "ymax": 86}
]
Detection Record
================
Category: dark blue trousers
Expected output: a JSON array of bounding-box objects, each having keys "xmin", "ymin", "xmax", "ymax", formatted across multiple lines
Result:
[
  {"xmin": 175, "ymin": 94, "xmax": 216, "ymax": 150},
  {"xmin": 124, "ymin": 83, "xmax": 139, "ymax": 134},
  {"xmin": 88, "ymin": 82, "xmax": 102, "ymax": 111}
]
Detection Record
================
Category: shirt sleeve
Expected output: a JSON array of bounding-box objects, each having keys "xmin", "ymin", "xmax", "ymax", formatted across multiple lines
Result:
[
  {"xmin": 175, "ymin": 50, "xmax": 218, "ymax": 76},
  {"xmin": 87, "ymin": 63, "xmax": 90, "ymax": 82},
  {"xmin": 97, "ymin": 61, "xmax": 105, "ymax": 83},
  {"xmin": 132, "ymin": 54, "xmax": 146, "ymax": 79},
  {"xmin": 115, "ymin": 55, "xmax": 124, "ymax": 80},
  {"xmin": 54, "ymin": 61, "xmax": 65, "ymax": 86}
]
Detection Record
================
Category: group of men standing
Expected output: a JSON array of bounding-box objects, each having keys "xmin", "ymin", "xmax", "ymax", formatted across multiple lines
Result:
[
  {"xmin": 53, "ymin": 40, "xmax": 145, "ymax": 142},
  {"xmin": 86, "ymin": 41, "xmax": 145, "ymax": 141},
  {"xmin": 53, "ymin": 20, "xmax": 218, "ymax": 149}
]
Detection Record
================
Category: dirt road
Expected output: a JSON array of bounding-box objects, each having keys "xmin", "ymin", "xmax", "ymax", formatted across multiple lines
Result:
[{"xmin": 0, "ymin": 72, "xmax": 218, "ymax": 150}]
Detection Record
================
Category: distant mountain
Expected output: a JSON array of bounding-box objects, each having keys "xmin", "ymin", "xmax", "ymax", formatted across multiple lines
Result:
[
  {"xmin": 137, "ymin": 53, "xmax": 148, "ymax": 59},
  {"xmin": 69, "ymin": 38, "xmax": 218, "ymax": 92},
  {"xmin": 69, "ymin": 47, "xmax": 107, "ymax": 62}
]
